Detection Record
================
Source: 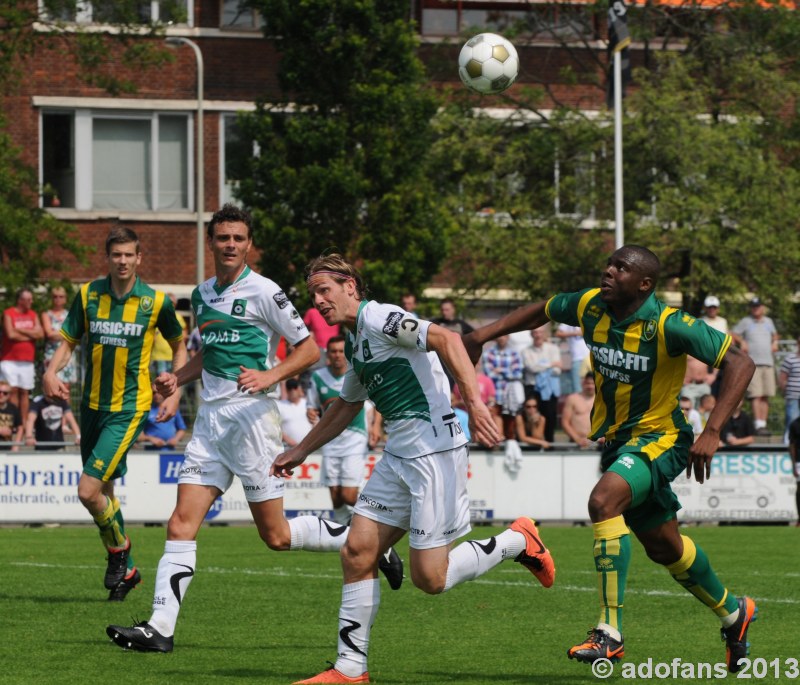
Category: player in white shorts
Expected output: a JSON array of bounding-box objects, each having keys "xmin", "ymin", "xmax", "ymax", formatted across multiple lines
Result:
[
  {"xmin": 307, "ymin": 335, "xmax": 370, "ymax": 524},
  {"xmin": 272, "ymin": 254, "xmax": 557, "ymax": 685},
  {"xmin": 106, "ymin": 205, "xmax": 402, "ymax": 655}
]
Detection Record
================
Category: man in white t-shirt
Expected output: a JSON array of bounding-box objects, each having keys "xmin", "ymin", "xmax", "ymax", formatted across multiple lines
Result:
[
  {"xmin": 279, "ymin": 378, "xmax": 313, "ymax": 446},
  {"xmin": 273, "ymin": 253, "xmax": 555, "ymax": 685}
]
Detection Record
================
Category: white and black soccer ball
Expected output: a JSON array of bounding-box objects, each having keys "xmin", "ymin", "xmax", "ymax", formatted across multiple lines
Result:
[{"xmin": 458, "ymin": 33, "xmax": 519, "ymax": 95}]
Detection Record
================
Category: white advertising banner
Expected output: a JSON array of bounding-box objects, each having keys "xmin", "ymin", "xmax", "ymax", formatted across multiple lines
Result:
[{"xmin": 0, "ymin": 450, "xmax": 795, "ymax": 524}]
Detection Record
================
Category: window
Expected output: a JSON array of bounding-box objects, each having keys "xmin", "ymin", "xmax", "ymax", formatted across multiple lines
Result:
[
  {"xmin": 40, "ymin": 0, "xmax": 192, "ymax": 26},
  {"xmin": 221, "ymin": 0, "xmax": 263, "ymax": 30},
  {"xmin": 220, "ymin": 113, "xmax": 258, "ymax": 207},
  {"xmin": 42, "ymin": 110, "xmax": 190, "ymax": 212}
]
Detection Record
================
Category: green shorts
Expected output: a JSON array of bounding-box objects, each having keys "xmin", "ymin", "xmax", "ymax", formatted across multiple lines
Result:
[
  {"xmin": 80, "ymin": 407, "xmax": 148, "ymax": 482},
  {"xmin": 601, "ymin": 430, "xmax": 693, "ymax": 533}
]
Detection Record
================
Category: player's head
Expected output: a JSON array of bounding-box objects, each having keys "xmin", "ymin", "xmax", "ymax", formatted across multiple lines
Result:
[
  {"xmin": 305, "ymin": 254, "xmax": 366, "ymax": 300},
  {"xmin": 601, "ymin": 245, "xmax": 660, "ymax": 305},
  {"xmin": 105, "ymin": 225, "xmax": 140, "ymax": 256},
  {"xmin": 207, "ymin": 203, "xmax": 253, "ymax": 240},
  {"xmin": 326, "ymin": 335, "xmax": 347, "ymax": 373}
]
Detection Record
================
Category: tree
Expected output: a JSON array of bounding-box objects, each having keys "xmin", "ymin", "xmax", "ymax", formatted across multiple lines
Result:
[
  {"xmin": 427, "ymin": 0, "xmax": 800, "ymax": 329},
  {"xmin": 234, "ymin": 0, "xmax": 454, "ymax": 305},
  {"xmin": 0, "ymin": 1, "xmax": 182, "ymax": 302}
]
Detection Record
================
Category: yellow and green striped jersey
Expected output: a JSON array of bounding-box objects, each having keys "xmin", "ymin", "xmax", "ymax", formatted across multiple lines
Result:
[
  {"xmin": 546, "ymin": 288, "xmax": 731, "ymax": 451},
  {"xmin": 61, "ymin": 276, "xmax": 184, "ymax": 412}
]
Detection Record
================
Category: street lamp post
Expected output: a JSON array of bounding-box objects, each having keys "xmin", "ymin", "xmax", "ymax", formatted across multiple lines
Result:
[{"xmin": 166, "ymin": 37, "xmax": 205, "ymax": 284}]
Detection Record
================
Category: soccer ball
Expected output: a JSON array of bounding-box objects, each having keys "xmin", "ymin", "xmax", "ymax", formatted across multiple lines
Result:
[{"xmin": 458, "ymin": 33, "xmax": 519, "ymax": 95}]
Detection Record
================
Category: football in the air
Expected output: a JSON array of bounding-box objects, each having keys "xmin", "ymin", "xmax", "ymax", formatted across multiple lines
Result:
[{"xmin": 458, "ymin": 33, "xmax": 519, "ymax": 95}]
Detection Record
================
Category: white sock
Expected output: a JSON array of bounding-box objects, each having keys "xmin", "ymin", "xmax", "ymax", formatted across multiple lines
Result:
[
  {"xmin": 754, "ymin": 419, "xmax": 766, "ymax": 429},
  {"xmin": 333, "ymin": 505, "xmax": 354, "ymax": 526},
  {"xmin": 149, "ymin": 539, "xmax": 197, "ymax": 637},
  {"xmin": 721, "ymin": 608, "xmax": 740, "ymax": 628},
  {"xmin": 443, "ymin": 529, "xmax": 526, "ymax": 591},
  {"xmin": 334, "ymin": 579, "xmax": 380, "ymax": 677},
  {"xmin": 289, "ymin": 515, "xmax": 349, "ymax": 551},
  {"xmin": 598, "ymin": 622, "xmax": 622, "ymax": 641}
]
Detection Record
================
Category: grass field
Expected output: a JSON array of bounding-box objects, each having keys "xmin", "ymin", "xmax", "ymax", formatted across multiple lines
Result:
[{"xmin": 0, "ymin": 523, "xmax": 794, "ymax": 685}]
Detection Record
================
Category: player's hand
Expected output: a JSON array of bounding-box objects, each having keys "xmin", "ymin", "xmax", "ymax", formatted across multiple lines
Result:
[
  {"xmin": 461, "ymin": 332, "xmax": 483, "ymax": 366},
  {"xmin": 156, "ymin": 392, "xmax": 180, "ymax": 422},
  {"xmin": 237, "ymin": 366, "xmax": 274, "ymax": 394},
  {"xmin": 42, "ymin": 372, "xmax": 70, "ymax": 402},
  {"xmin": 154, "ymin": 372, "xmax": 179, "ymax": 397},
  {"xmin": 468, "ymin": 401, "xmax": 502, "ymax": 448},
  {"xmin": 687, "ymin": 430, "xmax": 718, "ymax": 483},
  {"xmin": 270, "ymin": 447, "xmax": 308, "ymax": 478}
]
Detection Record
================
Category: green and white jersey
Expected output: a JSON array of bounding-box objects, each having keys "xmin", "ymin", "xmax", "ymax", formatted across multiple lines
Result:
[
  {"xmin": 340, "ymin": 300, "xmax": 466, "ymax": 459},
  {"xmin": 546, "ymin": 288, "xmax": 732, "ymax": 458},
  {"xmin": 307, "ymin": 366, "xmax": 368, "ymax": 458},
  {"xmin": 192, "ymin": 266, "xmax": 310, "ymax": 402}
]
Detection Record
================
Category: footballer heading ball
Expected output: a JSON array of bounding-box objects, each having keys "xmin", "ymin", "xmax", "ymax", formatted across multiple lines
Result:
[{"xmin": 458, "ymin": 33, "xmax": 519, "ymax": 95}]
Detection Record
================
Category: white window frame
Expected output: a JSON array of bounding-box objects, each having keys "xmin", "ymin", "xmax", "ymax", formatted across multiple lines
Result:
[
  {"xmin": 38, "ymin": 1, "xmax": 195, "ymax": 27},
  {"xmin": 41, "ymin": 108, "xmax": 192, "ymax": 213}
]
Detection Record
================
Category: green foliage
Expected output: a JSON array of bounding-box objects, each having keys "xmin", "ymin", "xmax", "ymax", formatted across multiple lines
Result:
[{"xmin": 235, "ymin": 0, "xmax": 453, "ymax": 305}]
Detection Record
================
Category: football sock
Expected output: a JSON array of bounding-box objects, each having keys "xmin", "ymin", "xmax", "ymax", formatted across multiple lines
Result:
[
  {"xmin": 443, "ymin": 528, "xmax": 526, "ymax": 591},
  {"xmin": 111, "ymin": 496, "xmax": 135, "ymax": 570},
  {"xmin": 288, "ymin": 515, "xmax": 348, "ymax": 552},
  {"xmin": 334, "ymin": 579, "xmax": 380, "ymax": 677},
  {"xmin": 148, "ymin": 540, "xmax": 197, "ymax": 638},
  {"xmin": 666, "ymin": 535, "xmax": 739, "ymax": 623},
  {"xmin": 333, "ymin": 504, "xmax": 354, "ymax": 526},
  {"xmin": 593, "ymin": 515, "xmax": 630, "ymax": 639},
  {"xmin": 92, "ymin": 495, "xmax": 127, "ymax": 549}
]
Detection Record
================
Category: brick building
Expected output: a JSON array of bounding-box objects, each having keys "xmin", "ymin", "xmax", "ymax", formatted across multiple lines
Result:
[{"xmin": 9, "ymin": 0, "xmax": 614, "ymax": 301}]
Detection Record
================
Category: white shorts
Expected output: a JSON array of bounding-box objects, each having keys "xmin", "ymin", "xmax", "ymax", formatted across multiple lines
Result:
[
  {"xmin": 0, "ymin": 360, "xmax": 35, "ymax": 390},
  {"xmin": 354, "ymin": 445, "xmax": 471, "ymax": 550},
  {"xmin": 179, "ymin": 397, "xmax": 285, "ymax": 503},
  {"xmin": 321, "ymin": 450, "xmax": 367, "ymax": 488}
]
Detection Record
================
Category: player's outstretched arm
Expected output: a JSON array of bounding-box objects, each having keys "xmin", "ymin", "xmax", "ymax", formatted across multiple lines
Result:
[
  {"xmin": 427, "ymin": 325, "xmax": 501, "ymax": 448},
  {"xmin": 271, "ymin": 397, "xmax": 363, "ymax": 477},
  {"xmin": 462, "ymin": 300, "xmax": 549, "ymax": 365},
  {"xmin": 688, "ymin": 345, "xmax": 755, "ymax": 483}
]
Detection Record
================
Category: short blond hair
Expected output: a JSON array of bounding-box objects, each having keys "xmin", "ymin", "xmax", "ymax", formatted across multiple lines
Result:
[{"xmin": 305, "ymin": 253, "xmax": 366, "ymax": 300}]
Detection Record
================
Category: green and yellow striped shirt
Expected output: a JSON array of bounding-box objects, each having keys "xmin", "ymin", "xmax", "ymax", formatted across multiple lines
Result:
[
  {"xmin": 546, "ymin": 288, "xmax": 731, "ymax": 457},
  {"xmin": 61, "ymin": 276, "xmax": 184, "ymax": 412}
]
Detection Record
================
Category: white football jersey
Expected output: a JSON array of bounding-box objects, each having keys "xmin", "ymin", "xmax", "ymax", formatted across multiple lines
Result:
[
  {"xmin": 192, "ymin": 266, "xmax": 310, "ymax": 402},
  {"xmin": 340, "ymin": 300, "xmax": 467, "ymax": 458}
]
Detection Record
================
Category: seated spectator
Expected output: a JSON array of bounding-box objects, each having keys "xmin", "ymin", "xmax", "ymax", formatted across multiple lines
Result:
[
  {"xmin": 25, "ymin": 394, "xmax": 80, "ymax": 451},
  {"xmin": 561, "ymin": 372, "xmax": 596, "ymax": 449},
  {"xmin": 698, "ymin": 393, "xmax": 716, "ymax": 428},
  {"xmin": 0, "ymin": 380, "xmax": 23, "ymax": 451},
  {"xmin": 515, "ymin": 398, "xmax": 550, "ymax": 450},
  {"xmin": 720, "ymin": 399, "xmax": 755, "ymax": 450},
  {"xmin": 679, "ymin": 395, "xmax": 704, "ymax": 439},
  {"xmin": 139, "ymin": 392, "xmax": 187, "ymax": 451},
  {"xmin": 278, "ymin": 378, "xmax": 313, "ymax": 446}
]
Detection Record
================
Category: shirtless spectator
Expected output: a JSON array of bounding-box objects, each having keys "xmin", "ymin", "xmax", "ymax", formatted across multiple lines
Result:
[
  {"xmin": 561, "ymin": 373, "xmax": 596, "ymax": 448},
  {"xmin": 682, "ymin": 355, "xmax": 717, "ymax": 408}
]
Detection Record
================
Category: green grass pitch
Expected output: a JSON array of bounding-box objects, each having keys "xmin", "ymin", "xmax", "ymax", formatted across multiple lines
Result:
[{"xmin": 0, "ymin": 524, "xmax": 794, "ymax": 684}]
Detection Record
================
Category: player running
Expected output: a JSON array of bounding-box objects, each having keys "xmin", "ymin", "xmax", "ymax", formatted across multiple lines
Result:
[
  {"xmin": 43, "ymin": 226, "xmax": 187, "ymax": 601},
  {"xmin": 464, "ymin": 244, "xmax": 758, "ymax": 673},
  {"xmin": 272, "ymin": 253, "xmax": 555, "ymax": 684},
  {"xmin": 106, "ymin": 205, "xmax": 402, "ymax": 654}
]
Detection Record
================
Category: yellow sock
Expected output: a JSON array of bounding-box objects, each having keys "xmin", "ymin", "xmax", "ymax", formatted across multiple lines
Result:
[{"xmin": 92, "ymin": 496, "xmax": 126, "ymax": 549}]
